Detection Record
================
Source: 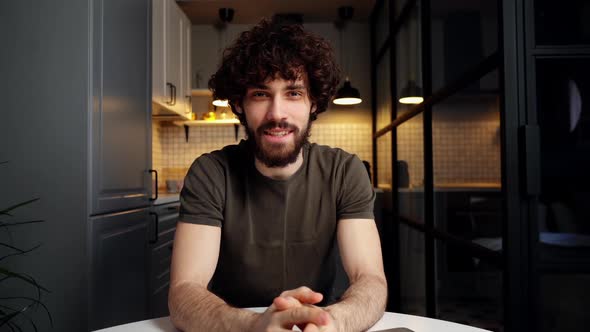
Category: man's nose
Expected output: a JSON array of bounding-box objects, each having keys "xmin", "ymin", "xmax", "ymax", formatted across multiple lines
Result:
[{"xmin": 265, "ymin": 96, "xmax": 286, "ymax": 121}]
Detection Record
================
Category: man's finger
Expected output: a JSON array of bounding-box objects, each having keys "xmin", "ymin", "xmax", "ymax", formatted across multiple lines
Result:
[
  {"xmin": 273, "ymin": 296, "xmax": 302, "ymax": 311},
  {"xmin": 274, "ymin": 306, "xmax": 329, "ymax": 327},
  {"xmin": 279, "ymin": 287, "xmax": 323, "ymax": 305},
  {"xmin": 303, "ymin": 323, "xmax": 320, "ymax": 332}
]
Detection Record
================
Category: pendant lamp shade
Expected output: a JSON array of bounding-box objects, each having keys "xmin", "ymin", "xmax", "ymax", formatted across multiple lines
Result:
[
  {"xmin": 398, "ymin": 80, "xmax": 424, "ymax": 104},
  {"xmin": 212, "ymin": 99, "xmax": 229, "ymax": 107},
  {"xmin": 333, "ymin": 79, "xmax": 362, "ymax": 105},
  {"xmin": 212, "ymin": 8, "xmax": 233, "ymax": 108},
  {"xmin": 332, "ymin": 6, "xmax": 362, "ymax": 106}
]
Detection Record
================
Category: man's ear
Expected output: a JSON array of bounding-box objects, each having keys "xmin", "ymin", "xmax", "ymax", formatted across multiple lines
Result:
[
  {"xmin": 233, "ymin": 103, "xmax": 243, "ymax": 114},
  {"xmin": 310, "ymin": 104, "xmax": 317, "ymax": 115}
]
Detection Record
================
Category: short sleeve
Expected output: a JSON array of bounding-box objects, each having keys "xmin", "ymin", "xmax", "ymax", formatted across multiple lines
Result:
[
  {"xmin": 179, "ymin": 154, "xmax": 225, "ymax": 227},
  {"xmin": 336, "ymin": 155, "xmax": 375, "ymax": 220}
]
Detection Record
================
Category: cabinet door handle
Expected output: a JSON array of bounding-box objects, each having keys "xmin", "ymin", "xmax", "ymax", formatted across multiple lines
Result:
[
  {"xmin": 149, "ymin": 212, "xmax": 159, "ymax": 244},
  {"xmin": 148, "ymin": 169, "xmax": 158, "ymax": 201},
  {"xmin": 166, "ymin": 83, "xmax": 174, "ymax": 105},
  {"xmin": 171, "ymin": 84, "xmax": 177, "ymax": 106},
  {"xmin": 185, "ymin": 95, "xmax": 192, "ymax": 114}
]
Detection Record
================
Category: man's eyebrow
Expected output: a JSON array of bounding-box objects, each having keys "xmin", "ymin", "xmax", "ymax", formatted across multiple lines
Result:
[
  {"xmin": 286, "ymin": 84, "xmax": 306, "ymax": 90},
  {"xmin": 249, "ymin": 83, "xmax": 269, "ymax": 89}
]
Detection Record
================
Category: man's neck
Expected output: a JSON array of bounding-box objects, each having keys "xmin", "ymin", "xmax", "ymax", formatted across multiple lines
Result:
[{"xmin": 254, "ymin": 150, "xmax": 304, "ymax": 180}]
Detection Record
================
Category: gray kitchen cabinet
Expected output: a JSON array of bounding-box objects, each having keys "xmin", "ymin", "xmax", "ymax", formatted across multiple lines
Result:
[
  {"xmin": 89, "ymin": 208, "xmax": 150, "ymax": 330},
  {"xmin": 152, "ymin": 0, "xmax": 192, "ymax": 119},
  {"xmin": 148, "ymin": 201, "xmax": 180, "ymax": 318},
  {"xmin": 89, "ymin": 0, "xmax": 153, "ymax": 329},
  {"xmin": 91, "ymin": 0, "xmax": 152, "ymax": 215}
]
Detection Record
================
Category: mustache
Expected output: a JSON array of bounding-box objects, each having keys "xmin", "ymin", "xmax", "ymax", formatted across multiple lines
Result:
[{"xmin": 256, "ymin": 120, "xmax": 299, "ymax": 134}]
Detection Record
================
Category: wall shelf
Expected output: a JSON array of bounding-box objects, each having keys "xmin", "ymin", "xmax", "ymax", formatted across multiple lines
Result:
[
  {"xmin": 172, "ymin": 119, "xmax": 241, "ymax": 142},
  {"xmin": 173, "ymin": 119, "xmax": 239, "ymax": 126}
]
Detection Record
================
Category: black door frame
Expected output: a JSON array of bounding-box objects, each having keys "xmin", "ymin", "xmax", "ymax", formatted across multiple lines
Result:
[{"xmin": 369, "ymin": 1, "xmax": 533, "ymax": 330}]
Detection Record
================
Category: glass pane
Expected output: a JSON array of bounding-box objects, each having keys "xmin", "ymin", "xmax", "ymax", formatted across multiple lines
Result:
[
  {"xmin": 535, "ymin": 55, "xmax": 590, "ymax": 323},
  {"xmin": 397, "ymin": 113, "xmax": 425, "ymax": 224},
  {"xmin": 536, "ymin": 57, "xmax": 590, "ymax": 238},
  {"xmin": 376, "ymin": 50, "xmax": 391, "ymax": 131},
  {"xmin": 399, "ymin": 224, "xmax": 426, "ymax": 316},
  {"xmin": 436, "ymin": 240, "xmax": 504, "ymax": 331},
  {"xmin": 395, "ymin": 3, "xmax": 424, "ymax": 224},
  {"xmin": 375, "ymin": 0, "xmax": 390, "ymax": 52},
  {"xmin": 430, "ymin": 0, "xmax": 498, "ymax": 92},
  {"xmin": 432, "ymin": 70, "xmax": 502, "ymax": 244},
  {"xmin": 376, "ymin": 132, "xmax": 392, "ymax": 189},
  {"xmin": 534, "ymin": 0, "xmax": 590, "ymax": 46},
  {"xmin": 538, "ymin": 274, "xmax": 590, "ymax": 332}
]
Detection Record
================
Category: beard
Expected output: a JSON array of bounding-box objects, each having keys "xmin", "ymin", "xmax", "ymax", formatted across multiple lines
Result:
[{"xmin": 245, "ymin": 116, "xmax": 312, "ymax": 168}]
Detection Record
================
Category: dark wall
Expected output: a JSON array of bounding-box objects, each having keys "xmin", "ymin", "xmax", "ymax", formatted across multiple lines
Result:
[{"xmin": 0, "ymin": 0, "xmax": 90, "ymax": 330}]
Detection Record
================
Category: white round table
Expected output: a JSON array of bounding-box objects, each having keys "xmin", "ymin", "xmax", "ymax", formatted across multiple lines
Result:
[{"xmin": 94, "ymin": 308, "xmax": 491, "ymax": 332}]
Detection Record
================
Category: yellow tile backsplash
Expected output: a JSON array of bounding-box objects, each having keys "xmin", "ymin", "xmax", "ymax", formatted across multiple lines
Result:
[{"xmin": 152, "ymin": 121, "xmax": 373, "ymax": 190}]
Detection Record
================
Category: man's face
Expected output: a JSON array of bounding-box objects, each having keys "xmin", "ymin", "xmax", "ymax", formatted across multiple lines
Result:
[{"xmin": 239, "ymin": 75, "xmax": 314, "ymax": 168}]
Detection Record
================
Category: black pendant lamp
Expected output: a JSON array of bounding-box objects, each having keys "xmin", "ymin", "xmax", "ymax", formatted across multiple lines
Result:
[
  {"xmin": 398, "ymin": 80, "xmax": 424, "ymax": 104},
  {"xmin": 333, "ymin": 78, "xmax": 362, "ymax": 105},
  {"xmin": 212, "ymin": 8, "xmax": 234, "ymax": 108},
  {"xmin": 333, "ymin": 6, "xmax": 362, "ymax": 106},
  {"xmin": 398, "ymin": 11, "xmax": 423, "ymax": 105}
]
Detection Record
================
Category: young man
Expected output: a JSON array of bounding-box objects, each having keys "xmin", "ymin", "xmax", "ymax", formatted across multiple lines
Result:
[{"xmin": 169, "ymin": 16, "xmax": 387, "ymax": 332}]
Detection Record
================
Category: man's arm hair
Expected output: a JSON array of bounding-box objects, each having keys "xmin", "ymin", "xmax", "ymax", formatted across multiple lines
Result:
[
  {"xmin": 168, "ymin": 222, "xmax": 257, "ymax": 332},
  {"xmin": 169, "ymin": 281, "xmax": 256, "ymax": 331},
  {"xmin": 325, "ymin": 218, "xmax": 388, "ymax": 332}
]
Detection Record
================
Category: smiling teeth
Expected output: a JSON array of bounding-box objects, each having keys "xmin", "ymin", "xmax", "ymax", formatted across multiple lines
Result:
[{"xmin": 267, "ymin": 131, "xmax": 289, "ymax": 136}]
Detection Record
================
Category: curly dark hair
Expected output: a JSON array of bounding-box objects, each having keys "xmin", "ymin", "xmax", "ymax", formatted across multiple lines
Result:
[{"xmin": 208, "ymin": 16, "xmax": 341, "ymax": 124}]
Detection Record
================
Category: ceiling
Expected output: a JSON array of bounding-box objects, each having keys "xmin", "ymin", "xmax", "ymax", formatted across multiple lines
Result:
[{"xmin": 177, "ymin": 0, "xmax": 376, "ymax": 24}]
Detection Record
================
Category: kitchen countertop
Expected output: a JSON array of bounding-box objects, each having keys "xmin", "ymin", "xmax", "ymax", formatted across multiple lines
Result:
[{"xmin": 153, "ymin": 193, "xmax": 180, "ymax": 205}]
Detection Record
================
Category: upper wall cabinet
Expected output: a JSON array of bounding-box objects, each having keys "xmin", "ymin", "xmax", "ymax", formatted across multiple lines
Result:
[{"xmin": 152, "ymin": 0, "xmax": 192, "ymax": 119}]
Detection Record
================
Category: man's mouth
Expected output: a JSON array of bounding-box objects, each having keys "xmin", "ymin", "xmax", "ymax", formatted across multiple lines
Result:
[
  {"xmin": 264, "ymin": 129, "xmax": 293, "ymax": 137},
  {"xmin": 258, "ymin": 121, "xmax": 298, "ymax": 140}
]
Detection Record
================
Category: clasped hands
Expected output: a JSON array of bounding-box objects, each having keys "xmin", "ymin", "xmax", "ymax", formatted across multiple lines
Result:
[{"xmin": 250, "ymin": 286, "xmax": 338, "ymax": 332}]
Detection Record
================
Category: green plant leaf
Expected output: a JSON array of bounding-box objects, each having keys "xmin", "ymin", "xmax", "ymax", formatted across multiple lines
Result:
[
  {"xmin": 0, "ymin": 220, "xmax": 44, "ymax": 228},
  {"xmin": 0, "ymin": 244, "xmax": 41, "ymax": 262},
  {"xmin": 0, "ymin": 268, "xmax": 49, "ymax": 293},
  {"xmin": 0, "ymin": 304, "xmax": 29, "ymax": 330},
  {"xmin": 0, "ymin": 199, "xmax": 40, "ymax": 216},
  {"xmin": 0, "ymin": 243, "xmax": 27, "ymax": 254},
  {"xmin": 0, "ymin": 306, "xmax": 38, "ymax": 332},
  {"xmin": 0, "ymin": 297, "xmax": 53, "ymax": 328}
]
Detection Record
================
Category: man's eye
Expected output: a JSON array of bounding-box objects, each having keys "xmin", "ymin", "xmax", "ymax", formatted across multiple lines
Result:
[
  {"xmin": 251, "ymin": 91, "xmax": 267, "ymax": 98},
  {"xmin": 288, "ymin": 91, "xmax": 303, "ymax": 97}
]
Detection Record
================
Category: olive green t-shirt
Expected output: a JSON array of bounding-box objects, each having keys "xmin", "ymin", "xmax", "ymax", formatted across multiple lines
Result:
[{"xmin": 179, "ymin": 140, "xmax": 375, "ymax": 307}]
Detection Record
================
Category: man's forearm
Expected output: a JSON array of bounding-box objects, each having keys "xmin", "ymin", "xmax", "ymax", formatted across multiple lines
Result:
[
  {"xmin": 325, "ymin": 274, "xmax": 388, "ymax": 332},
  {"xmin": 169, "ymin": 282, "xmax": 257, "ymax": 332}
]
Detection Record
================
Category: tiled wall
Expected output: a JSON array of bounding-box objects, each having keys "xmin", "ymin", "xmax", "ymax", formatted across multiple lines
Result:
[
  {"xmin": 311, "ymin": 123, "xmax": 372, "ymax": 163},
  {"xmin": 154, "ymin": 110, "xmax": 500, "ymax": 192},
  {"xmin": 152, "ymin": 121, "xmax": 373, "ymax": 191},
  {"xmin": 395, "ymin": 116, "xmax": 501, "ymax": 188},
  {"xmin": 376, "ymin": 101, "xmax": 502, "ymax": 189}
]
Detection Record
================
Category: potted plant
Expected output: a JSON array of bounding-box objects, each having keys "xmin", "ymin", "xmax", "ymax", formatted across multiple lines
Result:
[{"xmin": 0, "ymin": 161, "xmax": 53, "ymax": 330}]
